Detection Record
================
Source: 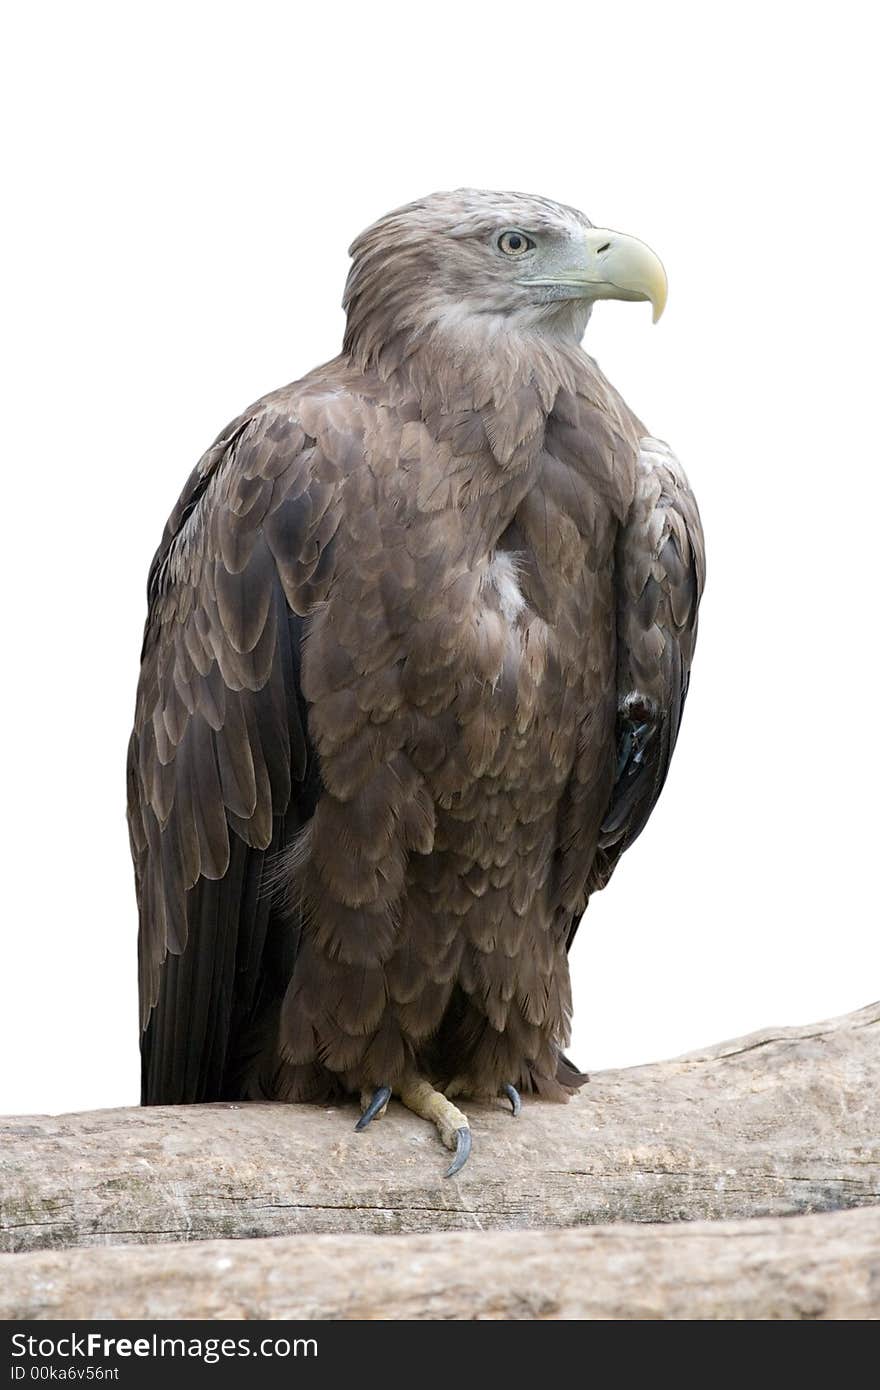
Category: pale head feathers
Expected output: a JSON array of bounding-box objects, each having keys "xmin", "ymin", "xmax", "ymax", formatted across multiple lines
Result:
[{"xmin": 342, "ymin": 189, "xmax": 598, "ymax": 377}]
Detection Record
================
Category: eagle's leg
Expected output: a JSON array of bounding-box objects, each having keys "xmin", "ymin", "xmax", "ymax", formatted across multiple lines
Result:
[
  {"xmin": 354, "ymin": 1079, "xmax": 471, "ymax": 1176},
  {"xmin": 353, "ymin": 1073, "xmax": 469, "ymax": 1173},
  {"xmin": 400, "ymin": 1078, "xmax": 472, "ymax": 1178}
]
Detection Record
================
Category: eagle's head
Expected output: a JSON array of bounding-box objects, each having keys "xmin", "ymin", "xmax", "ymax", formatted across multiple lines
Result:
[{"xmin": 343, "ymin": 188, "xmax": 666, "ymax": 372}]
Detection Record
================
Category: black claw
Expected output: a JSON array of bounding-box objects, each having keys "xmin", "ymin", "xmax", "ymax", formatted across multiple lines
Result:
[
  {"xmin": 355, "ymin": 1085, "xmax": 392, "ymax": 1132},
  {"xmin": 444, "ymin": 1126, "xmax": 472, "ymax": 1178},
  {"xmin": 502, "ymin": 1083, "xmax": 522, "ymax": 1118}
]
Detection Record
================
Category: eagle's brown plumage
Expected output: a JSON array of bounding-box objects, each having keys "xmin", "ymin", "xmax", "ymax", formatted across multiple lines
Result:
[{"xmin": 128, "ymin": 190, "xmax": 704, "ymax": 1165}]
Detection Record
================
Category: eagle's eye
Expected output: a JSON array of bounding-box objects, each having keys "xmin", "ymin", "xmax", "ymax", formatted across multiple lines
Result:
[{"xmin": 497, "ymin": 230, "xmax": 535, "ymax": 257}]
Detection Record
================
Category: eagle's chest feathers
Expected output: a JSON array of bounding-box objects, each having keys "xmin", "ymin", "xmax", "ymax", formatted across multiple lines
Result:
[
  {"xmin": 303, "ymin": 369, "xmax": 636, "ymax": 817},
  {"xmin": 447, "ymin": 382, "xmax": 635, "ymax": 714}
]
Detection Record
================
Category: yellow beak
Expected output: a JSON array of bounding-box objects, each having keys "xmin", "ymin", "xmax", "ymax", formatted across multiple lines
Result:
[
  {"xmin": 575, "ymin": 227, "xmax": 668, "ymax": 322},
  {"xmin": 518, "ymin": 227, "xmax": 668, "ymax": 322}
]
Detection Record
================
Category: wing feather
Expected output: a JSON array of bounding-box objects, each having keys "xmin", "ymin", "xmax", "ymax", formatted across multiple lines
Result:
[
  {"xmin": 129, "ymin": 390, "xmax": 339, "ymax": 1098},
  {"xmin": 587, "ymin": 437, "xmax": 704, "ymax": 900}
]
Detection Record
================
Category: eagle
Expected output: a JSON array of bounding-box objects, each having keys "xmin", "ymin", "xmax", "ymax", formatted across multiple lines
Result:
[{"xmin": 128, "ymin": 189, "xmax": 704, "ymax": 1176}]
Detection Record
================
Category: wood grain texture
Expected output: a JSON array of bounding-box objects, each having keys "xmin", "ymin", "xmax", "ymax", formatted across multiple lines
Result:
[
  {"xmin": 3, "ymin": 1207, "xmax": 877, "ymax": 1320},
  {"xmin": 2, "ymin": 1004, "xmax": 877, "ymax": 1255}
]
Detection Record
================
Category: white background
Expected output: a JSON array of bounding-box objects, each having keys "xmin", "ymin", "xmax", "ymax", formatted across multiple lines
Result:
[{"xmin": 2, "ymin": 2, "xmax": 877, "ymax": 1116}]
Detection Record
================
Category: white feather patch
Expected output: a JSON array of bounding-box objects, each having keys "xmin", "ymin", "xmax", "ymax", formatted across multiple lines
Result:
[{"xmin": 483, "ymin": 552, "xmax": 525, "ymax": 624}]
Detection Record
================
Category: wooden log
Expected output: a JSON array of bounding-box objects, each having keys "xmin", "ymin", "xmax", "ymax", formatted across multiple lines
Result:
[
  {"xmin": 1, "ymin": 1004, "xmax": 877, "ymax": 1254},
  {"xmin": 2, "ymin": 1206, "xmax": 877, "ymax": 1320}
]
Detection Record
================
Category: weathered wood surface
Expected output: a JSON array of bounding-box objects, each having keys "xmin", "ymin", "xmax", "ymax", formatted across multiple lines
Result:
[
  {"xmin": 2, "ymin": 1004, "xmax": 877, "ymax": 1254},
  {"xmin": 3, "ymin": 1207, "xmax": 878, "ymax": 1320}
]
